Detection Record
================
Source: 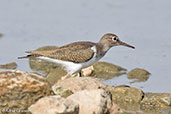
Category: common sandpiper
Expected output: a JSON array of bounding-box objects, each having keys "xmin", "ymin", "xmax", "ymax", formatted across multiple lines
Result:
[{"xmin": 18, "ymin": 33, "xmax": 135, "ymax": 78}]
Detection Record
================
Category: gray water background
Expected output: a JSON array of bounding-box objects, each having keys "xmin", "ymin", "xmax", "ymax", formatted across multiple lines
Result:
[{"xmin": 0, "ymin": 0, "xmax": 171, "ymax": 92}]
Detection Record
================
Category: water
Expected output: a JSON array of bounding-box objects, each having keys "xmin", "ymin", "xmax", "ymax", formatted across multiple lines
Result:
[{"xmin": 0, "ymin": 0, "xmax": 171, "ymax": 93}]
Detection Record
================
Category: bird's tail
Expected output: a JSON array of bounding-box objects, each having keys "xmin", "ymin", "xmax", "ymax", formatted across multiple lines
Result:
[{"xmin": 18, "ymin": 55, "xmax": 32, "ymax": 59}]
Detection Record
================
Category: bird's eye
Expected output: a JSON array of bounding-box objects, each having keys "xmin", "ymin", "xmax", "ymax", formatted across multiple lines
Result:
[{"xmin": 113, "ymin": 37, "xmax": 117, "ymax": 41}]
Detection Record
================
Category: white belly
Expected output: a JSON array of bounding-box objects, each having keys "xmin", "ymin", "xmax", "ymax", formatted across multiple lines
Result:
[
  {"xmin": 37, "ymin": 56, "xmax": 100, "ymax": 75},
  {"xmin": 37, "ymin": 46, "xmax": 101, "ymax": 74}
]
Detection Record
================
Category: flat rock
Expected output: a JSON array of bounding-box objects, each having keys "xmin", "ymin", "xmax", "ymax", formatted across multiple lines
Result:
[
  {"xmin": 28, "ymin": 95, "xmax": 79, "ymax": 114},
  {"xmin": 52, "ymin": 77, "xmax": 107, "ymax": 95},
  {"xmin": 0, "ymin": 70, "xmax": 52, "ymax": 114}
]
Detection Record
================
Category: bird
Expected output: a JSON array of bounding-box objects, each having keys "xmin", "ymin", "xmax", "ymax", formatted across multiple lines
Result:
[{"xmin": 18, "ymin": 33, "xmax": 135, "ymax": 79}]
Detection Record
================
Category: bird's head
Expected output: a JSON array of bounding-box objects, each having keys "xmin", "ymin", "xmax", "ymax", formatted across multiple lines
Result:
[{"xmin": 99, "ymin": 33, "xmax": 135, "ymax": 49}]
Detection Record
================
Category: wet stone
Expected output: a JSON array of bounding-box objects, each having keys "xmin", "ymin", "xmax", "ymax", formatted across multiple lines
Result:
[
  {"xmin": 92, "ymin": 62, "xmax": 127, "ymax": 80},
  {"xmin": 128, "ymin": 68, "xmax": 150, "ymax": 83},
  {"xmin": 0, "ymin": 33, "xmax": 3, "ymax": 38},
  {"xmin": 107, "ymin": 86, "xmax": 144, "ymax": 112},
  {"xmin": 140, "ymin": 93, "xmax": 171, "ymax": 110},
  {"xmin": 0, "ymin": 62, "xmax": 17, "ymax": 69}
]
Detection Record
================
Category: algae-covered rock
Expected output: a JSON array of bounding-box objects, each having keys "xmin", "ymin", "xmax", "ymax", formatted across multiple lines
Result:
[
  {"xmin": 0, "ymin": 70, "xmax": 52, "ymax": 114},
  {"xmin": 46, "ymin": 67, "xmax": 67, "ymax": 85},
  {"xmin": 141, "ymin": 93, "xmax": 171, "ymax": 110},
  {"xmin": 0, "ymin": 62, "xmax": 17, "ymax": 69},
  {"xmin": 128, "ymin": 68, "xmax": 150, "ymax": 83},
  {"xmin": 107, "ymin": 85, "xmax": 144, "ymax": 111},
  {"xmin": 29, "ymin": 57, "xmax": 78, "ymax": 85},
  {"xmin": 92, "ymin": 62, "xmax": 127, "ymax": 80},
  {"xmin": 52, "ymin": 86, "xmax": 73, "ymax": 98},
  {"xmin": 29, "ymin": 57, "xmax": 58, "ymax": 74},
  {"xmin": 108, "ymin": 86, "xmax": 144, "ymax": 104}
]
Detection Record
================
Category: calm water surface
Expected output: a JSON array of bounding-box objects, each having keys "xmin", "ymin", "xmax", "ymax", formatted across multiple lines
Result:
[{"xmin": 0, "ymin": 0, "xmax": 171, "ymax": 92}]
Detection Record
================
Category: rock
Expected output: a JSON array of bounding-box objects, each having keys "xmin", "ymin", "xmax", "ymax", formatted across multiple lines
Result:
[
  {"xmin": 108, "ymin": 86, "xmax": 144, "ymax": 111},
  {"xmin": 52, "ymin": 77, "xmax": 107, "ymax": 95},
  {"xmin": 93, "ymin": 62, "xmax": 127, "ymax": 80},
  {"xmin": 141, "ymin": 93, "xmax": 171, "ymax": 110},
  {"xmin": 67, "ymin": 89, "xmax": 116, "ymax": 114},
  {"xmin": 46, "ymin": 67, "xmax": 67, "ymax": 85},
  {"xmin": 81, "ymin": 66, "xmax": 94, "ymax": 77},
  {"xmin": 128, "ymin": 68, "xmax": 150, "ymax": 83},
  {"xmin": 0, "ymin": 62, "xmax": 17, "ymax": 69},
  {"xmin": 0, "ymin": 70, "xmax": 52, "ymax": 113},
  {"xmin": 29, "ymin": 57, "xmax": 59, "ymax": 74},
  {"xmin": 29, "ymin": 57, "xmax": 67, "ymax": 85},
  {"xmin": 0, "ymin": 33, "xmax": 3, "ymax": 38},
  {"xmin": 28, "ymin": 95, "xmax": 79, "ymax": 114}
]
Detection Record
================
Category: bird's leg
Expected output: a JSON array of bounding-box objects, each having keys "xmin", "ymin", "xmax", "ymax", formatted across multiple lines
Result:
[
  {"xmin": 79, "ymin": 72, "xmax": 82, "ymax": 77},
  {"xmin": 61, "ymin": 73, "xmax": 71, "ymax": 80},
  {"xmin": 62, "ymin": 72, "xmax": 82, "ymax": 80}
]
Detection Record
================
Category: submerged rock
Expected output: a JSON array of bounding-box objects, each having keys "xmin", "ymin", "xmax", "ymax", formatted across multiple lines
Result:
[
  {"xmin": 0, "ymin": 70, "xmax": 52, "ymax": 113},
  {"xmin": 29, "ymin": 57, "xmax": 67, "ymax": 85},
  {"xmin": 28, "ymin": 95, "xmax": 79, "ymax": 114},
  {"xmin": 0, "ymin": 62, "xmax": 17, "ymax": 69},
  {"xmin": 128, "ymin": 68, "xmax": 150, "ymax": 83},
  {"xmin": 0, "ymin": 33, "xmax": 3, "ymax": 38},
  {"xmin": 92, "ymin": 62, "xmax": 127, "ymax": 80}
]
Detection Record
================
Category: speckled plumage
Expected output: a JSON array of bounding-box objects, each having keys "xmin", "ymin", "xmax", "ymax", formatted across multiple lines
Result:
[
  {"xmin": 26, "ymin": 41, "xmax": 96, "ymax": 63},
  {"xmin": 18, "ymin": 33, "xmax": 135, "ymax": 76}
]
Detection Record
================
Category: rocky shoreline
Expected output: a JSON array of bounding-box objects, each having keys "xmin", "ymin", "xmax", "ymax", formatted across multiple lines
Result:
[
  {"xmin": 0, "ymin": 49, "xmax": 170, "ymax": 114},
  {"xmin": 0, "ymin": 68, "xmax": 171, "ymax": 114}
]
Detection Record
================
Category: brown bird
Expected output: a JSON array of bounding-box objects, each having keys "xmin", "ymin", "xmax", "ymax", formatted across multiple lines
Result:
[{"xmin": 18, "ymin": 33, "xmax": 135, "ymax": 78}]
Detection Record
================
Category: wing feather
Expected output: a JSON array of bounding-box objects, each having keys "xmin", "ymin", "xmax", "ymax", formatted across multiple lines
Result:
[{"xmin": 26, "ymin": 42, "xmax": 96, "ymax": 63}]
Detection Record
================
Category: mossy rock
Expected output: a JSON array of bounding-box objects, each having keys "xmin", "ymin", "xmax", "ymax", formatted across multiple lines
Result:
[
  {"xmin": 128, "ymin": 68, "xmax": 150, "ymax": 83},
  {"xmin": 0, "ymin": 62, "xmax": 17, "ymax": 69},
  {"xmin": 92, "ymin": 62, "xmax": 127, "ymax": 80}
]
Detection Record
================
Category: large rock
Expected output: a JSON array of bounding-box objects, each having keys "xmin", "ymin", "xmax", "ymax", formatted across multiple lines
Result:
[
  {"xmin": 141, "ymin": 93, "xmax": 171, "ymax": 110},
  {"xmin": 52, "ymin": 77, "xmax": 107, "ymax": 96},
  {"xmin": 28, "ymin": 95, "xmax": 79, "ymax": 114},
  {"xmin": 108, "ymin": 86, "xmax": 144, "ymax": 112},
  {"xmin": 67, "ymin": 89, "xmax": 118, "ymax": 114},
  {"xmin": 0, "ymin": 70, "xmax": 52, "ymax": 114}
]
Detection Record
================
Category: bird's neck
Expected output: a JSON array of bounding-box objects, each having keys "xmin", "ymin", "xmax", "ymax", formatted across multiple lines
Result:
[{"xmin": 96, "ymin": 43, "xmax": 111, "ymax": 58}]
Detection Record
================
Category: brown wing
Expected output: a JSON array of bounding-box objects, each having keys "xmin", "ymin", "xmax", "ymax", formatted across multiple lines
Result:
[{"xmin": 26, "ymin": 41, "xmax": 96, "ymax": 63}]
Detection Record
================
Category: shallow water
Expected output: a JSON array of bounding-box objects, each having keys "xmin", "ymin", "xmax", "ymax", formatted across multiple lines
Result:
[{"xmin": 0, "ymin": 0, "xmax": 171, "ymax": 92}]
